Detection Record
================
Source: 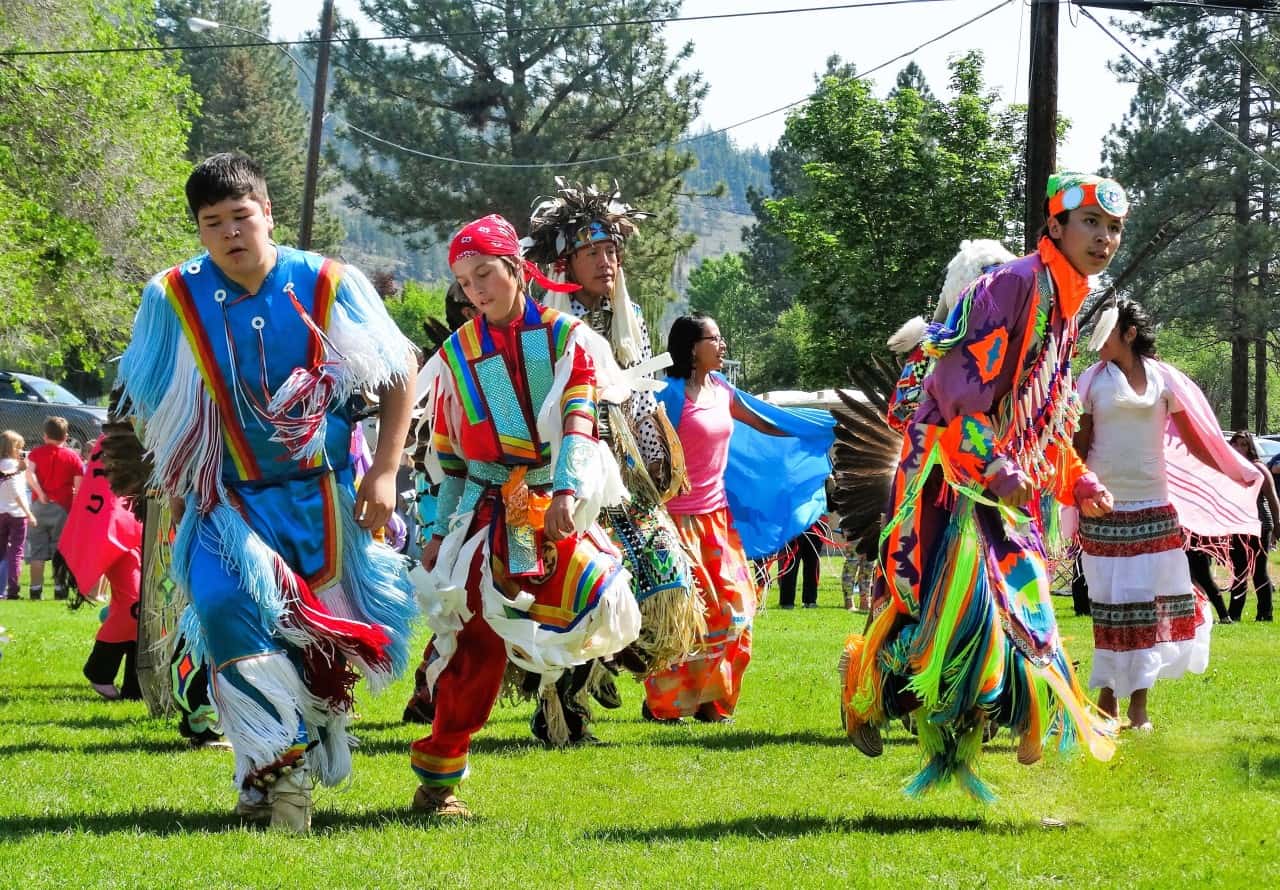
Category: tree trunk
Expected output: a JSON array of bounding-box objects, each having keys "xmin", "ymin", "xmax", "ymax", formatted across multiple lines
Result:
[
  {"xmin": 1232, "ymin": 336, "xmax": 1250, "ymax": 431},
  {"xmin": 1256, "ymin": 338, "xmax": 1268, "ymax": 434},
  {"xmin": 1258, "ymin": 170, "xmax": 1272, "ymax": 433}
]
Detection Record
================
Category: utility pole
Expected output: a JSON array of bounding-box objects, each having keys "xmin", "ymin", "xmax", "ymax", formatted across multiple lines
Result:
[
  {"xmin": 299, "ymin": 0, "xmax": 335, "ymax": 251},
  {"xmin": 1024, "ymin": 0, "xmax": 1059, "ymax": 253},
  {"xmin": 1231, "ymin": 11, "xmax": 1253, "ymax": 431}
]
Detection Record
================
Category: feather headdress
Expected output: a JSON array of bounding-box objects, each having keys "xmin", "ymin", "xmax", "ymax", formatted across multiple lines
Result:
[
  {"xmin": 523, "ymin": 178, "xmax": 652, "ymax": 366},
  {"xmin": 522, "ymin": 177, "xmax": 652, "ymax": 265}
]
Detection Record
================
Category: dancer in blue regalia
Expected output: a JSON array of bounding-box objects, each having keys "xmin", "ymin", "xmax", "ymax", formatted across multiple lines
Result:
[{"xmin": 117, "ymin": 153, "xmax": 418, "ymax": 832}]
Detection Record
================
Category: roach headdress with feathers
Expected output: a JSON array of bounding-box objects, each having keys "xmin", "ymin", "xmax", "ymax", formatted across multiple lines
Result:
[
  {"xmin": 523, "ymin": 177, "xmax": 652, "ymax": 265},
  {"xmin": 523, "ymin": 178, "xmax": 653, "ymax": 365}
]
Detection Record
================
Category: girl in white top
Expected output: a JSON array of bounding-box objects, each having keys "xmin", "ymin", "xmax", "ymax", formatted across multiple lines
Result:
[
  {"xmin": 0, "ymin": 430, "xmax": 37, "ymax": 600},
  {"xmin": 1075, "ymin": 300, "xmax": 1220, "ymax": 731}
]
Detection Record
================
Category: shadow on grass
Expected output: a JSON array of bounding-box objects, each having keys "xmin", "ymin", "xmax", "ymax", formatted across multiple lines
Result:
[
  {"xmin": 352, "ymin": 727, "xmax": 920, "ymax": 756},
  {"xmin": 581, "ymin": 812, "xmax": 1014, "ymax": 843},
  {"xmin": 4, "ymin": 683, "xmax": 92, "ymax": 693},
  {"xmin": 351, "ymin": 734, "xmax": 543, "ymax": 757},
  {"xmin": 0, "ymin": 713, "xmax": 150, "ymax": 728},
  {"xmin": 0, "ymin": 806, "xmax": 465, "ymax": 838},
  {"xmin": 0, "ymin": 739, "xmax": 214, "ymax": 757},
  {"xmin": 632, "ymin": 728, "xmax": 918, "ymax": 751}
]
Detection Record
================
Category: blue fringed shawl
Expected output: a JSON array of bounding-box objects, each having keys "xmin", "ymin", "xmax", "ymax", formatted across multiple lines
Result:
[{"xmin": 655, "ymin": 373, "xmax": 836, "ymax": 558}]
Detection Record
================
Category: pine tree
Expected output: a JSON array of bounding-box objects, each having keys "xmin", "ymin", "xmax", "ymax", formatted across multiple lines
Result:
[
  {"xmin": 1104, "ymin": 6, "xmax": 1279, "ymax": 429},
  {"xmin": 329, "ymin": 0, "xmax": 705, "ymax": 332},
  {"xmin": 156, "ymin": 0, "xmax": 344, "ymax": 253}
]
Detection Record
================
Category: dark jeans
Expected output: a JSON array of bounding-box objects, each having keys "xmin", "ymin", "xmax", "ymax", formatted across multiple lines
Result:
[
  {"xmin": 778, "ymin": 531, "xmax": 821, "ymax": 607},
  {"xmin": 1071, "ymin": 556, "xmax": 1090, "ymax": 616},
  {"xmin": 1229, "ymin": 534, "xmax": 1274, "ymax": 621},
  {"xmin": 1186, "ymin": 549, "xmax": 1230, "ymax": 621},
  {"xmin": 83, "ymin": 640, "xmax": 142, "ymax": 699}
]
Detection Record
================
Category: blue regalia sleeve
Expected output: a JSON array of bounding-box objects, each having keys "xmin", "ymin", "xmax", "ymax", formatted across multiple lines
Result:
[{"xmin": 117, "ymin": 273, "xmax": 182, "ymax": 421}]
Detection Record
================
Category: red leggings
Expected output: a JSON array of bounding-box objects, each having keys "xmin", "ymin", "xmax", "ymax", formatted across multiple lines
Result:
[{"xmin": 409, "ymin": 545, "xmax": 508, "ymax": 787}]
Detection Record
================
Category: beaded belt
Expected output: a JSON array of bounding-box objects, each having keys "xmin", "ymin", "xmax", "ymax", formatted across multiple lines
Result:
[{"xmin": 460, "ymin": 461, "xmax": 553, "ymax": 575}]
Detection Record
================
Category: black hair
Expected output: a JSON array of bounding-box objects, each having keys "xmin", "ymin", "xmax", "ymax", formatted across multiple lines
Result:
[
  {"xmin": 666, "ymin": 313, "xmax": 712, "ymax": 380},
  {"xmin": 444, "ymin": 281, "xmax": 471, "ymax": 330},
  {"xmin": 1036, "ymin": 201, "xmax": 1072, "ymax": 242},
  {"xmin": 1115, "ymin": 298, "xmax": 1157, "ymax": 358},
  {"xmin": 1230, "ymin": 430, "xmax": 1260, "ymax": 462},
  {"xmin": 185, "ymin": 152, "xmax": 270, "ymax": 220}
]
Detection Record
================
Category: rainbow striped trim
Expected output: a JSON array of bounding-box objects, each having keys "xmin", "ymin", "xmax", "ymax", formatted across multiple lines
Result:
[
  {"xmin": 410, "ymin": 749, "xmax": 468, "ymax": 787},
  {"xmin": 560, "ymin": 383, "xmax": 597, "ymax": 424},
  {"xmin": 163, "ymin": 267, "xmax": 261, "ymax": 480},
  {"xmin": 308, "ymin": 260, "xmax": 341, "ymax": 365},
  {"xmin": 439, "ymin": 300, "xmax": 582, "ymax": 464},
  {"xmin": 523, "ymin": 545, "xmax": 614, "ymax": 631},
  {"xmin": 306, "ymin": 471, "xmax": 344, "ymax": 590},
  {"xmin": 442, "ymin": 323, "xmax": 488, "ymax": 426},
  {"xmin": 301, "ymin": 260, "xmax": 343, "ymax": 471}
]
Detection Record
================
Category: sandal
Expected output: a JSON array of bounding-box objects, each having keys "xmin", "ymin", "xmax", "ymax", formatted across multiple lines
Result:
[{"xmin": 412, "ymin": 785, "xmax": 472, "ymax": 819}]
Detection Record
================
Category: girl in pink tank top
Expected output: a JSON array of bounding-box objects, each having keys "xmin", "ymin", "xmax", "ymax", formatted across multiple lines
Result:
[{"xmin": 643, "ymin": 314, "xmax": 792, "ymax": 723}]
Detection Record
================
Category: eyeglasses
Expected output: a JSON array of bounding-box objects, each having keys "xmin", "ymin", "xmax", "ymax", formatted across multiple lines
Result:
[{"xmin": 698, "ymin": 334, "xmax": 726, "ymax": 344}]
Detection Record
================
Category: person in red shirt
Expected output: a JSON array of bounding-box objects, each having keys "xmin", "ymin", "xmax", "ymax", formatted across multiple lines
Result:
[{"xmin": 24, "ymin": 416, "xmax": 85, "ymax": 599}]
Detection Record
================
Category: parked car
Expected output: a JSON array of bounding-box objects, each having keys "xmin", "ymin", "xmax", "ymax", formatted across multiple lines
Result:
[{"xmin": 0, "ymin": 371, "xmax": 107, "ymax": 455}]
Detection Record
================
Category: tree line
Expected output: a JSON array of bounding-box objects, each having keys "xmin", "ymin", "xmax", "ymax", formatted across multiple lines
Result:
[
  {"xmin": 2, "ymin": 2, "xmax": 1276, "ymax": 431},
  {"xmin": 687, "ymin": 12, "xmax": 1280, "ymax": 432}
]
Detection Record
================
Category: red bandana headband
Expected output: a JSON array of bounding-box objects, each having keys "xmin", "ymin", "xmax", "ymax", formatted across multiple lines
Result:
[{"xmin": 448, "ymin": 214, "xmax": 579, "ymax": 294}]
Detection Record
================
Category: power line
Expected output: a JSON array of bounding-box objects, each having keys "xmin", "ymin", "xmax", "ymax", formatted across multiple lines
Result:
[
  {"xmin": 340, "ymin": 0, "xmax": 1014, "ymax": 169},
  {"xmin": 1078, "ymin": 5, "xmax": 1280, "ymax": 175},
  {"xmin": 0, "ymin": 0, "xmax": 967, "ymax": 58},
  {"xmin": 1012, "ymin": 0, "xmax": 1027, "ymax": 104},
  {"xmin": 1223, "ymin": 33, "xmax": 1280, "ymax": 98}
]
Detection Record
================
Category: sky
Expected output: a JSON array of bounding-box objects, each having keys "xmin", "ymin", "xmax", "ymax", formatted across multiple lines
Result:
[{"xmin": 265, "ymin": 0, "xmax": 1144, "ymax": 173}]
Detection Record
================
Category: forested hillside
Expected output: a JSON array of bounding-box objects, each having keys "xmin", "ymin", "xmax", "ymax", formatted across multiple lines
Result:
[{"xmin": 337, "ymin": 128, "xmax": 772, "ymax": 295}]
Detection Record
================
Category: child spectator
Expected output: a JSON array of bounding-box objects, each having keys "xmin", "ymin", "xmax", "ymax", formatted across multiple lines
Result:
[
  {"xmin": 24, "ymin": 416, "xmax": 84, "ymax": 599},
  {"xmin": 0, "ymin": 430, "xmax": 38, "ymax": 599}
]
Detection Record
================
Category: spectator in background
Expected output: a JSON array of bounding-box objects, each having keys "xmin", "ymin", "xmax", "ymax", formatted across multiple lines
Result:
[
  {"xmin": 0, "ymin": 430, "xmax": 38, "ymax": 600},
  {"xmin": 778, "ymin": 522, "xmax": 823, "ymax": 609},
  {"xmin": 61, "ymin": 436, "xmax": 142, "ymax": 700},
  {"xmin": 24, "ymin": 416, "xmax": 84, "ymax": 600},
  {"xmin": 1226, "ymin": 431, "xmax": 1278, "ymax": 622}
]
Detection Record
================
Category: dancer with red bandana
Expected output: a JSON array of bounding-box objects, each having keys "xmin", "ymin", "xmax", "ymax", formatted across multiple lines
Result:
[{"xmin": 410, "ymin": 215, "xmax": 639, "ymax": 818}]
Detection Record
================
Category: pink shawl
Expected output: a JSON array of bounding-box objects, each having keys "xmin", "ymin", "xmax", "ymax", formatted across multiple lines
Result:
[{"xmin": 1076, "ymin": 359, "xmax": 1261, "ymax": 538}]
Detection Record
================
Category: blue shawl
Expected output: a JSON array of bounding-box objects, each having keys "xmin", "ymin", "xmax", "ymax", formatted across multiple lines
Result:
[{"xmin": 655, "ymin": 373, "xmax": 836, "ymax": 559}]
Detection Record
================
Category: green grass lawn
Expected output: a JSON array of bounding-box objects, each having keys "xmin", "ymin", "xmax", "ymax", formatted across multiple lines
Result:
[{"xmin": 2, "ymin": 564, "xmax": 1279, "ymax": 889}]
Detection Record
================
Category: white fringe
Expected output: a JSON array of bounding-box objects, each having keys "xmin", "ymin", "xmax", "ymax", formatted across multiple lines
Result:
[
  {"xmin": 413, "ymin": 520, "xmax": 641, "ymax": 686},
  {"xmin": 313, "ymin": 581, "xmax": 385, "ymax": 690},
  {"xmin": 608, "ymin": 269, "xmax": 646, "ymax": 367},
  {"xmin": 212, "ymin": 652, "xmax": 353, "ymax": 789},
  {"xmin": 480, "ymin": 539, "xmax": 641, "ymax": 677},
  {"xmin": 142, "ymin": 340, "xmax": 226, "ymax": 504},
  {"xmin": 409, "ymin": 351, "xmax": 447, "ymax": 483},
  {"xmin": 536, "ymin": 324, "xmax": 630, "ymax": 527},
  {"xmin": 412, "ymin": 524, "xmax": 483, "ymax": 693},
  {"xmin": 326, "ymin": 265, "xmax": 416, "ymax": 402}
]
